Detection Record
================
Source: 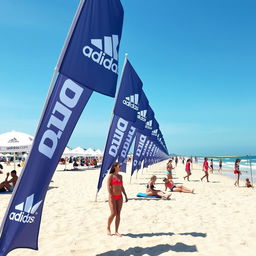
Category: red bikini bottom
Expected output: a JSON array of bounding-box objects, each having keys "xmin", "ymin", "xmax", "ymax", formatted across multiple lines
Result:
[{"xmin": 112, "ymin": 194, "xmax": 122, "ymax": 200}]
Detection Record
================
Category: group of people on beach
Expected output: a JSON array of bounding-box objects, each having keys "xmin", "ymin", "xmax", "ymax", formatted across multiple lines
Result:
[
  {"xmin": 105, "ymin": 156, "xmax": 254, "ymax": 236},
  {"xmin": 106, "ymin": 159, "xmax": 194, "ymax": 236},
  {"xmin": 199, "ymin": 157, "xmax": 253, "ymax": 187}
]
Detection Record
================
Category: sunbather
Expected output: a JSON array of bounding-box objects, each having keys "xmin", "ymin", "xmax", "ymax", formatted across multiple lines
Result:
[
  {"xmin": 163, "ymin": 178, "xmax": 194, "ymax": 193},
  {"xmin": 0, "ymin": 170, "xmax": 18, "ymax": 192},
  {"xmin": 146, "ymin": 175, "xmax": 171, "ymax": 199}
]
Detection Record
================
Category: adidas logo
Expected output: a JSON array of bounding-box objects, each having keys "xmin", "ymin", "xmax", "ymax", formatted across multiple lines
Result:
[
  {"xmin": 145, "ymin": 120, "xmax": 153, "ymax": 130},
  {"xmin": 8, "ymin": 137, "xmax": 19, "ymax": 143},
  {"xmin": 152, "ymin": 129, "xmax": 158, "ymax": 136},
  {"xmin": 82, "ymin": 35, "xmax": 119, "ymax": 74},
  {"xmin": 122, "ymin": 94, "xmax": 139, "ymax": 110},
  {"xmin": 9, "ymin": 194, "xmax": 42, "ymax": 224},
  {"xmin": 137, "ymin": 110, "xmax": 147, "ymax": 122}
]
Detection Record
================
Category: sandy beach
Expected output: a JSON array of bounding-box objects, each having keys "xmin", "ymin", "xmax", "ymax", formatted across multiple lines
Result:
[{"xmin": 0, "ymin": 160, "xmax": 255, "ymax": 256}]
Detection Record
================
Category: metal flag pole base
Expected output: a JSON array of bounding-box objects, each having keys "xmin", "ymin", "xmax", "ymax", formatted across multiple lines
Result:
[{"xmin": 95, "ymin": 191, "xmax": 98, "ymax": 202}]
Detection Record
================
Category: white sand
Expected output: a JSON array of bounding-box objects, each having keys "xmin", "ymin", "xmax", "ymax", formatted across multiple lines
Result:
[{"xmin": 0, "ymin": 160, "xmax": 255, "ymax": 256}]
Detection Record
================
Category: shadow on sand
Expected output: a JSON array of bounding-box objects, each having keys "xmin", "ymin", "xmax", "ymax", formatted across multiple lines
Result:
[
  {"xmin": 128, "ymin": 198, "xmax": 173, "ymax": 201},
  {"xmin": 48, "ymin": 186, "xmax": 58, "ymax": 191},
  {"xmin": 178, "ymin": 232, "xmax": 207, "ymax": 238},
  {"xmin": 123, "ymin": 232, "xmax": 174, "ymax": 238},
  {"xmin": 123, "ymin": 232, "xmax": 207, "ymax": 239},
  {"xmin": 96, "ymin": 243, "xmax": 198, "ymax": 256}
]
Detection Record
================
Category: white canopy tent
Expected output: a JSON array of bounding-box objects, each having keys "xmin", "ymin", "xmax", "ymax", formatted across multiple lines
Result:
[
  {"xmin": 95, "ymin": 149, "xmax": 103, "ymax": 157},
  {"xmin": 62, "ymin": 147, "xmax": 73, "ymax": 157},
  {"xmin": 70, "ymin": 147, "xmax": 86, "ymax": 157},
  {"xmin": 84, "ymin": 148, "xmax": 96, "ymax": 157}
]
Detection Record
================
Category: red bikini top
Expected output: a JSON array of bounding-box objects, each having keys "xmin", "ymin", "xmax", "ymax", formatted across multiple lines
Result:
[{"xmin": 111, "ymin": 176, "xmax": 123, "ymax": 185}]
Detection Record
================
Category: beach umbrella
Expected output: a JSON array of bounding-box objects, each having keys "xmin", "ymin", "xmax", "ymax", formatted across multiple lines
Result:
[
  {"xmin": 0, "ymin": 130, "xmax": 34, "ymax": 169},
  {"xmin": 0, "ymin": 130, "xmax": 34, "ymax": 153}
]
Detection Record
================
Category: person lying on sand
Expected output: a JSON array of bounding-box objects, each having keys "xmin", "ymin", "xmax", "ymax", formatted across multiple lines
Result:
[
  {"xmin": 146, "ymin": 175, "xmax": 171, "ymax": 199},
  {"xmin": 163, "ymin": 178, "xmax": 194, "ymax": 193}
]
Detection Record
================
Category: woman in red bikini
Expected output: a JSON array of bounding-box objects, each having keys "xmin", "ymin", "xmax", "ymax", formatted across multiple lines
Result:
[
  {"xmin": 163, "ymin": 178, "xmax": 194, "ymax": 193},
  {"xmin": 201, "ymin": 157, "xmax": 209, "ymax": 182},
  {"xmin": 183, "ymin": 158, "xmax": 192, "ymax": 181},
  {"xmin": 234, "ymin": 159, "xmax": 241, "ymax": 187},
  {"xmin": 107, "ymin": 162, "xmax": 128, "ymax": 237}
]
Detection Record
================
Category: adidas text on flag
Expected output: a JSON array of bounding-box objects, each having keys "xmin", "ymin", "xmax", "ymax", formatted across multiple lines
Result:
[
  {"xmin": 122, "ymin": 94, "xmax": 139, "ymax": 110},
  {"xmin": 9, "ymin": 194, "xmax": 42, "ymax": 224},
  {"xmin": 82, "ymin": 35, "xmax": 119, "ymax": 74}
]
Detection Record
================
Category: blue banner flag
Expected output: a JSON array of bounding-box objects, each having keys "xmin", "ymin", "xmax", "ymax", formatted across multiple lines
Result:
[
  {"xmin": 97, "ymin": 59, "xmax": 143, "ymax": 190},
  {"xmin": 130, "ymin": 104, "xmax": 153, "ymax": 174},
  {"xmin": 0, "ymin": 75, "xmax": 93, "ymax": 255},
  {"xmin": 118, "ymin": 125, "xmax": 136, "ymax": 172},
  {"xmin": 131, "ymin": 132, "xmax": 148, "ymax": 176},
  {"xmin": 143, "ymin": 141, "xmax": 154, "ymax": 168},
  {"xmin": 0, "ymin": 0, "xmax": 124, "ymax": 255},
  {"xmin": 60, "ymin": 0, "xmax": 124, "ymax": 97},
  {"xmin": 118, "ymin": 90, "xmax": 148, "ymax": 172},
  {"xmin": 134, "ymin": 91, "xmax": 149, "ymax": 130},
  {"xmin": 97, "ymin": 115, "xmax": 132, "ymax": 191},
  {"xmin": 113, "ymin": 60, "xmax": 143, "ymax": 121},
  {"xmin": 137, "ymin": 139, "xmax": 150, "ymax": 170},
  {"xmin": 143, "ymin": 106, "xmax": 154, "ymax": 136}
]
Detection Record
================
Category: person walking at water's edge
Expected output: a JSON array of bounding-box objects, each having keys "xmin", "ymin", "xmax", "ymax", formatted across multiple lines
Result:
[
  {"xmin": 201, "ymin": 157, "xmax": 209, "ymax": 182},
  {"xmin": 184, "ymin": 159, "xmax": 192, "ymax": 181},
  {"xmin": 234, "ymin": 159, "xmax": 241, "ymax": 187}
]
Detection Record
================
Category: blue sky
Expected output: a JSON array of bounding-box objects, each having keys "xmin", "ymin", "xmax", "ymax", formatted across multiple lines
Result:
[{"xmin": 0, "ymin": 0, "xmax": 255, "ymax": 156}]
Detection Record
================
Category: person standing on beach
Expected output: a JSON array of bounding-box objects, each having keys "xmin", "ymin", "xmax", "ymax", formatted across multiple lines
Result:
[
  {"xmin": 234, "ymin": 159, "xmax": 241, "ymax": 187},
  {"xmin": 201, "ymin": 157, "xmax": 209, "ymax": 182},
  {"xmin": 183, "ymin": 159, "xmax": 192, "ymax": 181},
  {"xmin": 166, "ymin": 159, "xmax": 174, "ymax": 179},
  {"xmin": 209, "ymin": 159, "xmax": 214, "ymax": 173},
  {"xmin": 175, "ymin": 156, "xmax": 178, "ymax": 167},
  {"xmin": 218, "ymin": 160, "xmax": 222, "ymax": 173},
  {"xmin": 107, "ymin": 162, "xmax": 128, "ymax": 237}
]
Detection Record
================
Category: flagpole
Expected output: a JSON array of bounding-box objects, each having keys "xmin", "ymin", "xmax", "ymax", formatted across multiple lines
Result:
[
  {"xmin": 95, "ymin": 53, "xmax": 129, "ymax": 202},
  {"xmin": 0, "ymin": 0, "xmax": 87, "ymax": 236},
  {"xmin": 249, "ymin": 155, "xmax": 253, "ymax": 186},
  {"xmin": 14, "ymin": 0, "xmax": 86, "ymax": 173}
]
